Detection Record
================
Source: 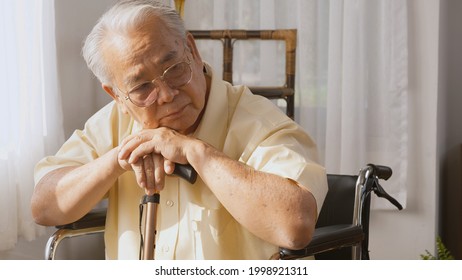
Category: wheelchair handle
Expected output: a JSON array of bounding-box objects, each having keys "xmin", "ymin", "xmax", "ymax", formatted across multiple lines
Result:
[
  {"xmin": 367, "ymin": 163, "xmax": 392, "ymax": 180},
  {"xmin": 362, "ymin": 164, "xmax": 403, "ymax": 210},
  {"xmin": 372, "ymin": 181, "xmax": 403, "ymax": 210},
  {"xmin": 358, "ymin": 164, "xmax": 403, "ymax": 214}
]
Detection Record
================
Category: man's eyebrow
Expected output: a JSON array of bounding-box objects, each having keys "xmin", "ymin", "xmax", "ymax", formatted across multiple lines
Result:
[
  {"xmin": 158, "ymin": 49, "xmax": 178, "ymax": 65},
  {"xmin": 123, "ymin": 71, "xmax": 145, "ymax": 88}
]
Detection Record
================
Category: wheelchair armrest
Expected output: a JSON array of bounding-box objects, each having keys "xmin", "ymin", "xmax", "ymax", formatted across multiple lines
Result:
[
  {"xmin": 277, "ymin": 224, "xmax": 364, "ymax": 260},
  {"xmin": 46, "ymin": 208, "xmax": 107, "ymax": 260},
  {"xmin": 56, "ymin": 208, "xmax": 106, "ymax": 230}
]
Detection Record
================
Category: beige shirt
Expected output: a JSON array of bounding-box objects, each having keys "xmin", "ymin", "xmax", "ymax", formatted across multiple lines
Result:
[{"xmin": 35, "ymin": 64, "xmax": 327, "ymax": 260}]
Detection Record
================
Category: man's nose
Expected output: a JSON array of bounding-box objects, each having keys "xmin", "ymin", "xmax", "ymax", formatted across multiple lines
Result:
[{"xmin": 156, "ymin": 82, "xmax": 179, "ymax": 105}]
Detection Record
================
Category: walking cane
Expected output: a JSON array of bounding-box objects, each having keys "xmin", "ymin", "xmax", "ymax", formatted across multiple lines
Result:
[
  {"xmin": 140, "ymin": 163, "xmax": 197, "ymax": 260},
  {"xmin": 139, "ymin": 0, "xmax": 191, "ymax": 259}
]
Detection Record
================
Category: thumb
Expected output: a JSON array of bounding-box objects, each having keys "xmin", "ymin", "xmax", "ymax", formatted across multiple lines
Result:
[{"xmin": 164, "ymin": 159, "xmax": 175, "ymax": 175}]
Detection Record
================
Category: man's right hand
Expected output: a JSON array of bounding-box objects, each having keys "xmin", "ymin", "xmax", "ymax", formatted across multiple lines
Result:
[{"xmin": 118, "ymin": 151, "xmax": 169, "ymax": 195}]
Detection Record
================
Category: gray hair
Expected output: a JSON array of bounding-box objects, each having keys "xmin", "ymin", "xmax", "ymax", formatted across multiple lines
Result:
[{"xmin": 82, "ymin": 0, "xmax": 187, "ymax": 85}]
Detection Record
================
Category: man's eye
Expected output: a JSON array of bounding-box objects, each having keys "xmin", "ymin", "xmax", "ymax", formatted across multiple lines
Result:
[
  {"xmin": 131, "ymin": 83, "xmax": 155, "ymax": 95},
  {"xmin": 165, "ymin": 63, "xmax": 187, "ymax": 79}
]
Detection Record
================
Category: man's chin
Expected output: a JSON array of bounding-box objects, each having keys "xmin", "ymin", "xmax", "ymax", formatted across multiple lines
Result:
[{"xmin": 154, "ymin": 121, "xmax": 193, "ymax": 134}]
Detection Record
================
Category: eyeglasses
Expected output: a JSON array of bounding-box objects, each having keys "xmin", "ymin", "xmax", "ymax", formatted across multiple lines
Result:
[{"xmin": 116, "ymin": 55, "xmax": 192, "ymax": 107}]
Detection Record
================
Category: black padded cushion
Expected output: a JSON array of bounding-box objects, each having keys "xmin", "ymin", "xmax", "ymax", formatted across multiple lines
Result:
[
  {"xmin": 314, "ymin": 174, "xmax": 360, "ymax": 259},
  {"xmin": 316, "ymin": 174, "xmax": 358, "ymax": 227}
]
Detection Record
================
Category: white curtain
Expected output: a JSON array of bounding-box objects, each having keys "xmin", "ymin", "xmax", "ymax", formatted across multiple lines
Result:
[
  {"xmin": 325, "ymin": 0, "xmax": 408, "ymax": 209},
  {"xmin": 182, "ymin": 0, "xmax": 408, "ymax": 209},
  {"xmin": 0, "ymin": 0, "xmax": 64, "ymax": 250}
]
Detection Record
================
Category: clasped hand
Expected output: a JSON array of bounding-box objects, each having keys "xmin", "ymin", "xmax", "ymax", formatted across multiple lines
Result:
[{"xmin": 117, "ymin": 127, "xmax": 192, "ymax": 195}]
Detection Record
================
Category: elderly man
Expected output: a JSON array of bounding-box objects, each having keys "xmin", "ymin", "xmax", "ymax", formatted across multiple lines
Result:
[{"xmin": 32, "ymin": 0, "xmax": 327, "ymax": 259}]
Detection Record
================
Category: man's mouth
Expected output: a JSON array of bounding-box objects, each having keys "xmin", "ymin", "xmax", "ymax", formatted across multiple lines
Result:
[{"xmin": 161, "ymin": 104, "xmax": 188, "ymax": 121}]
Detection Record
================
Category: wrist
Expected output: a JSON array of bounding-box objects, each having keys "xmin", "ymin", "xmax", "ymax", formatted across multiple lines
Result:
[
  {"xmin": 110, "ymin": 147, "xmax": 127, "ymax": 175},
  {"xmin": 186, "ymin": 139, "xmax": 218, "ymax": 172}
]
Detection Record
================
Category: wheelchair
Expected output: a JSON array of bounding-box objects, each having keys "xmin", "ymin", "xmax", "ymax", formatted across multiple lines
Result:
[{"xmin": 45, "ymin": 163, "xmax": 402, "ymax": 260}]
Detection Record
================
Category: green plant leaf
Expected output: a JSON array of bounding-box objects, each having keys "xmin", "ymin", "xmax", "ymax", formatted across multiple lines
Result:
[{"xmin": 421, "ymin": 236, "xmax": 454, "ymax": 260}]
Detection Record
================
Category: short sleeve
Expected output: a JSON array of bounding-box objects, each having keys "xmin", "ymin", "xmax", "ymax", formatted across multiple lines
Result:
[
  {"xmin": 34, "ymin": 102, "xmax": 130, "ymax": 185},
  {"xmin": 244, "ymin": 123, "xmax": 328, "ymax": 215}
]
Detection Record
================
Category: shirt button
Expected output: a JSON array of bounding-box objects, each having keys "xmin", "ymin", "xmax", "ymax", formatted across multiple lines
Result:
[
  {"xmin": 192, "ymin": 221, "xmax": 199, "ymax": 232},
  {"xmin": 166, "ymin": 200, "xmax": 174, "ymax": 207},
  {"xmin": 162, "ymin": 245, "xmax": 170, "ymax": 252}
]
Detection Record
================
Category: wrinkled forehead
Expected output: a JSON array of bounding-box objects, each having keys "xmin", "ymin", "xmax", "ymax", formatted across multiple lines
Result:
[{"xmin": 102, "ymin": 17, "xmax": 185, "ymax": 84}]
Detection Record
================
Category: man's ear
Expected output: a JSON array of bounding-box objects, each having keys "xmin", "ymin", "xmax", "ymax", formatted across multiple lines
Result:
[
  {"xmin": 102, "ymin": 84, "xmax": 129, "ymax": 114},
  {"xmin": 186, "ymin": 32, "xmax": 202, "ymax": 62},
  {"xmin": 102, "ymin": 84, "xmax": 118, "ymax": 100}
]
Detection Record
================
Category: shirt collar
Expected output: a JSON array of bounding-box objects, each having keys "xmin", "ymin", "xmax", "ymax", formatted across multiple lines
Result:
[{"xmin": 192, "ymin": 62, "xmax": 229, "ymax": 151}]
